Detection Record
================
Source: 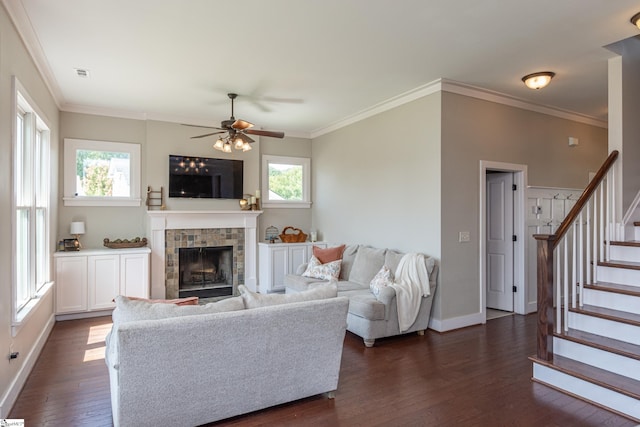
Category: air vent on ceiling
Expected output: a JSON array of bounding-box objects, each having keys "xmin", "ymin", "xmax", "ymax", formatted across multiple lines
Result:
[{"xmin": 74, "ymin": 68, "xmax": 90, "ymax": 78}]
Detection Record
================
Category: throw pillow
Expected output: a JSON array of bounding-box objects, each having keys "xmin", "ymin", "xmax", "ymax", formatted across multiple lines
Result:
[
  {"xmin": 238, "ymin": 282, "xmax": 338, "ymax": 309},
  {"xmin": 370, "ymin": 265, "xmax": 394, "ymax": 296},
  {"xmin": 302, "ymin": 255, "xmax": 342, "ymax": 281},
  {"xmin": 124, "ymin": 296, "xmax": 199, "ymax": 306},
  {"xmin": 313, "ymin": 244, "xmax": 346, "ymax": 264}
]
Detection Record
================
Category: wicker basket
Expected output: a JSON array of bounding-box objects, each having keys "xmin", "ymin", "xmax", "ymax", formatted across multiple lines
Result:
[
  {"xmin": 104, "ymin": 237, "xmax": 148, "ymax": 249},
  {"xmin": 279, "ymin": 226, "xmax": 308, "ymax": 243}
]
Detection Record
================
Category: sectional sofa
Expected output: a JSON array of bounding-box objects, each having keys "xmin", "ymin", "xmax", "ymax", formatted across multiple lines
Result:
[{"xmin": 285, "ymin": 244, "xmax": 438, "ymax": 347}]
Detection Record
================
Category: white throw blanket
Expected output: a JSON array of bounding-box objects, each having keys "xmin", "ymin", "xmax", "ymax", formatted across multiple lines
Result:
[{"xmin": 390, "ymin": 253, "xmax": 431, "ymax": 332}]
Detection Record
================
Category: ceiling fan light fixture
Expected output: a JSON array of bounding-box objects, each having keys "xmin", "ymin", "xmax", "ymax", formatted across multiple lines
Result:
[
  {"xmin": 223, "ymin": 142, "xmax": 232, "ymax": 153},
  {"xmin": 234, "ymin": 137, "xmax": 245, "ymax": 150},
  {"xmin": 522, "ymin": 71, "xmax": 555, "ymax": 90},
  {"xmin": 213, "ymin": 138, "xmax": 224, "ymax": 151},
  {"xmin": 631, "ymin": 12, "xmax": 640, "ymax": 30},
  {"xmin": 242, "ymin": 142, "xmax": 252, "ymax": 152}
]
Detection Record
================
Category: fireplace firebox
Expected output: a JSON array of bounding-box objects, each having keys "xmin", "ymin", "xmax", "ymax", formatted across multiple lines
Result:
[{"xmin": 178, "ymin": 246, "xmax": 233, "ymax": 298}]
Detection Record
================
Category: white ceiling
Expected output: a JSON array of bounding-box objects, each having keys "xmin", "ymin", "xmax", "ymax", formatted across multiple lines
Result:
[{"xmin": 5, "ymin": 0, "xmax": 640, "ymax": 138}]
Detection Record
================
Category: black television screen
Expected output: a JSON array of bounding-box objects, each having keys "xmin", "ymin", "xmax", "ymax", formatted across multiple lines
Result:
[{"xmin": 169, "ymin": 155, "xmax": 243, "ymax": 199}]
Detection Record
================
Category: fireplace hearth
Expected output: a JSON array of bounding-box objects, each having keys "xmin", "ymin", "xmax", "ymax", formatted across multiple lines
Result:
[{"xmin": 179, "ymin": 246, "xmax": 233, "ymax": 298}]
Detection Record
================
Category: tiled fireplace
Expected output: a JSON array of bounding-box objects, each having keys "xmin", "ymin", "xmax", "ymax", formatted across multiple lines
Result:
[{"xmin": 148, "ymin": 211, "xmax": 261, "ymax": 299}]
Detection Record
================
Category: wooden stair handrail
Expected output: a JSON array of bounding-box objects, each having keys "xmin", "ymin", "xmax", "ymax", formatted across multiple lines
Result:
[
  {"xmin": 548, "ymin": 150, "xmax": 619, "ymax": 249},
  {"xmin": 533, "ymin": 149, "xmax": 619, "ymax": 362}
]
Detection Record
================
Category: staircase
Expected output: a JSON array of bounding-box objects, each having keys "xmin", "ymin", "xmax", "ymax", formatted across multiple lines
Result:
[{"xmin": 531, "ymin": 151, "xmax": 640, "ymax": 422}]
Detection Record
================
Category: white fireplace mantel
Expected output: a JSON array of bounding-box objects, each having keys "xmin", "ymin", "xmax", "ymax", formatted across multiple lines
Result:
[{"xmin": 148, "ymin": 210, "xmax": 262, "ymax": 298}]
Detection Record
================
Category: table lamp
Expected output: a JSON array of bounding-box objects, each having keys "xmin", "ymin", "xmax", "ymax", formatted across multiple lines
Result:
[{"xmin": 70, "ymin": 221, "xmax": 85, "ymax": 249}]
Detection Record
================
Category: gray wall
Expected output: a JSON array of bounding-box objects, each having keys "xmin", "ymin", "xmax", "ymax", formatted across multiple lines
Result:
[
  {"xmin": 312, "ymin": 93, "xmax": 443, "ymax": 317},
  {"xmin": 440, "ymin": 91, "xmax": 608, "ymax": 321},
  {"xmin": 0, "ymin": 3, "xmax": 60, "ymax": 416},
  {"xmin": 620, "ymin": 38, "xmax": 640, "ymax": 213}
]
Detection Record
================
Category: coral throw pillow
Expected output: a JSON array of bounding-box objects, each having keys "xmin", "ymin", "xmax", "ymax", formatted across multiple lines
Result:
[
  {"xmin": 125, "ymin": 296, "xmax": 199, "ymax": 306},
  {"xmin": 302, "ymin": 256, "xmax": 342, "ymax": 281},
  {"xmin": 313, "ymin": 244, "xmax": 346, "ymax": 264}
]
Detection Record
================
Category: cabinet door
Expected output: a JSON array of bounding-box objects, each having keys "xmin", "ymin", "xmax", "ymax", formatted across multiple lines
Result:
[
  {"xmin": 88, "ymin": 255, "xmax": 120, "ymax": 310},
  {"xmin": 289, "ymin": 245, "xmax": 309, "ymax": 275},
  {"xmin": 55, "ymin": 256, "xmax": 87, "ymax": 313},
  {"xmin": 120, "ymin": 253, "xmax": 150, "ymax": 298},
  {"xmin": 270, "ymin": 246, "xmax": 289, "ymax": 292}
]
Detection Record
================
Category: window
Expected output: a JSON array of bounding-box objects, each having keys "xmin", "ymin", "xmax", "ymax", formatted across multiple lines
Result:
[
  {"xmin": 13, "ymin": 78, "xmax": 52, "ymax": 325},
  {"xmin": 261, "ymin": 155, "xmax": 311, "ymax": 208},
  {"xmin": 63, "ymin": 138, "xmax": 141, "ymax": 206}
]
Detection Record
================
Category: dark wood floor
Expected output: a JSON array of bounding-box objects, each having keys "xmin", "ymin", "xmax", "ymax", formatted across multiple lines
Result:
[{"xmin": 9, "ymin": 313, "xmax": 636, "ymax": 426}]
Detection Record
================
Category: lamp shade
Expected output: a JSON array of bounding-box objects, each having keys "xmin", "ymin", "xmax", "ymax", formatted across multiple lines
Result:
[{"xmin": 70, "ymin": 221, "xmax": 85, "ymax": 235}]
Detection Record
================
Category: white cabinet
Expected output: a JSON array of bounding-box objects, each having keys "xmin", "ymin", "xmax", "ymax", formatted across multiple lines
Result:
[
  {"xmin": 258, "ymin": 242, "xmax": 326, "ymax": 293},
  {"xmin": 54, "ymin": 248, "xmax": 150, "ymax": 316}
]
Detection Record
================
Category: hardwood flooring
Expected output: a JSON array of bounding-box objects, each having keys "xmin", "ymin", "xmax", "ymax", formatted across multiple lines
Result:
[{"xmin": 9, "ymin": 314, "xmax": 636, "ymax": 426}]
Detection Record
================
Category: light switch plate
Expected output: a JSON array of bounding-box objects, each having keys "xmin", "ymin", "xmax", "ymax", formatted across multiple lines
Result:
[{"xmin": 459, "ymin": 231, "xmax": 470, "ymax": 242}]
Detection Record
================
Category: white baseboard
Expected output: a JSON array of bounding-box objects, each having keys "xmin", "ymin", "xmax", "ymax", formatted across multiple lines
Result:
[
  {"xmin": 55, "ymin": 309, "xmax": 112, "ymax": 321},
  {"xmin": 527, "ymin": 301, "xmax": 537, "ymax": 314},
  {"xmin": 429, "ymin": 311, "xmax": 484, "ymax": 332},
  {"xmin": 0, "ymin": 313, "xmax": 55, "ymax": 418}
]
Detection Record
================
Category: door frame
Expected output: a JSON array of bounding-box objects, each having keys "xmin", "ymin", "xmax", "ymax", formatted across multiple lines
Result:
[{"xmin": 479, "ymin": 161, "xmax": 527, "ymax": 319}]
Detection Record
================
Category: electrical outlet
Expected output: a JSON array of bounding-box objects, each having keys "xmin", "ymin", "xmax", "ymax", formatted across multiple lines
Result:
[
  {"xmin": 9, "ymin": 343, "xmax": 15, "ymax": 363},
  {"xmin": 459, "ymin": 231, "xmax": 471, "ymax": 243}
]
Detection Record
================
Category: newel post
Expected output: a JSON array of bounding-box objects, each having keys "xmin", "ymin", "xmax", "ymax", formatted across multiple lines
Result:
[{"xmin": 534, "ymin": 234, "xmax": 556, "ymax": 361}]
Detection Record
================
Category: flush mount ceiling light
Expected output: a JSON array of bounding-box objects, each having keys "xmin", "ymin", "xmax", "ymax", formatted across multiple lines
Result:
[
  {"xmin": 522, "ymin": 71, "xmax": 555, "ymax": 90},
  {"xmin": 631, "ymin": 12, "xmax": 640, "ymax": 30}
]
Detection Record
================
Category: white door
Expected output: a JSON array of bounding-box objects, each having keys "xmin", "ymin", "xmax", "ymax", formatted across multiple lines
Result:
[{"xmin": 486, "ymin": 172, "xmax": 514, "ymax": 311}]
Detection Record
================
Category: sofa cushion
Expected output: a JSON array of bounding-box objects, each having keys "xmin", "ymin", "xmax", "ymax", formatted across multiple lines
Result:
[
  {"xmin": 339, "ymin": 290, "xmax": 385, "ymax": 321},
  {"xmin": 336, "ymin": 280, "xmax": 370, "ymax": 292},
  {"xmin": 239, "ymin": 283, "xmax": 337, "ymax": 309},
  {"xmin": 384, "ymin": 250, "xmax": 405, "ymax": 274},
  {"xmin": 339, "ymin": 244, "xmax": 360, "ymax": 280},
  {"xmin": 112, "ymin": 295, "xmax": 244, "ymax": 326},
  {"xmin": 284, "ymin": 274, "xmax": 326, "ymax": 292},
  {"xmin": 313, "ymin": 244, "xmax": 345, "ymax": 264},
  {"xmin": 349, "ymin": 246, "xmax": 386, "ymax": 286},
  {"xmin": 302, "ymin": 256, "xmax": 342, "ymax": 281},
  {"xmin": 369, "ymin": 265, "xmax": 394, "ymax": 296}
]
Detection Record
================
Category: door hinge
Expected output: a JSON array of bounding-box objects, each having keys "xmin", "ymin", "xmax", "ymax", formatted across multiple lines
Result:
[
  {"xmin": 512, "ymin": 184, "xmax": 517, "ymax": 191},
  {"xmin": 512, "ymin": 286, "xmax": 517, "ymax": 293},
  {"xmin": 512, "ymin": 235, "xmax": 517, "ymax": 242}
]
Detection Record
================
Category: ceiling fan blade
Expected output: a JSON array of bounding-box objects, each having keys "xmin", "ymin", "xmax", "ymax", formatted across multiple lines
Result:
[
  {"xmin": 182, "ymin": 123, "xmax": 225, "ymax": 130},
  {"xmin": 232, "ymin": 119, "xmax": 254, "ymax": 130},
  {"xmin": 191, "ymin": 131, "xmax": 227, "ymax": 139},
  {"xmin": 237, "ymin": 133, "xmax": 255, "ymax": 144},
  {"xmin": 245, "ymin": 129, "xmax": 285, "ymax": 139}
]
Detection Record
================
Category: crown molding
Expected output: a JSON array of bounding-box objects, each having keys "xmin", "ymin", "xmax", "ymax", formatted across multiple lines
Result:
[
  {"xmin": 310, "ymin": 78, "xmax": 606, "ymax": 138},
  {"xmin": 440, "ymin": 78, "xmax": 607, "ymax": 129},
  {"xmin": 2, "ymin": 0, "xmax": 63, "ymax": 109},
  {"xmin": 310, "ymin": 79, "xmax": 443, "ymax": 138}
]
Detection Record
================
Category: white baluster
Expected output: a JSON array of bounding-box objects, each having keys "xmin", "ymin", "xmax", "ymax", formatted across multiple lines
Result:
[{"xmin": 564, "ymin": 237, "xmax": 569, "ymax": 332}]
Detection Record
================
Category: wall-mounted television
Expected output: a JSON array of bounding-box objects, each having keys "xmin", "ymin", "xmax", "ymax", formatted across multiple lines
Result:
[{"xmin": 169, "ymin": 155, "xmax": 243, "ymax": 199}]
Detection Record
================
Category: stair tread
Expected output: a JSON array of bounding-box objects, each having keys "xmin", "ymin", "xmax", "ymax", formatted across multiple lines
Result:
[
  {"xmin": 530, "ymin": 354, "xmax": 640, "ymax": 399},
  {"xmin": 585, "ymin": 281, "xmax": 640, "ymax": 296},
  {"xmin": 598, "ymin": 260, "xmax": 640, "ymax": 270},
  {"xmin": 570, "ymin": 305, "xmax": 640, "ymax": 326},
  {"xmin": 610, "ymin": 240, "xmax": 640, "ymax": 247},
  {"xmin": 555, "ymin": 328, "xmax": 640, "ymax": 361}
]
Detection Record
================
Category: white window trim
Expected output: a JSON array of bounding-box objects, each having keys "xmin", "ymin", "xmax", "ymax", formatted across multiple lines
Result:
[
  {"xmin": 63, "ymin": 138, "xmax": 141, "ymax": 207},
  {"xmin": 261, "ymin": 155, "xmax": 311, "ymax": 209},
  {"xmin": 12, "ymin": 76, "xmax": 53, "ymax": 334}
]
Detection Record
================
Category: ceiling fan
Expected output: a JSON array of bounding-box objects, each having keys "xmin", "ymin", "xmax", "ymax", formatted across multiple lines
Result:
[{"xmin": 184, "ymin": 93, "xmax": 285, "ymax": 153}]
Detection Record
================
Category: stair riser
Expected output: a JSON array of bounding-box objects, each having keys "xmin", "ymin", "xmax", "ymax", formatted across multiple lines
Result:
[
  {"xmin": 568, "ymin": 312, "xmax": 640, "ymax": 346},
  {"xmin": 553, "ymin": 337, "xmax": 640, "ymax": 381},
  {"xmin": 582, "ymin": 288, "xmax": 640, "ymax": 315},
  {"xmin": 596, "ymin": 265, "xmax": 640, "ymax": 288},
  {"xmin": 532, "ymin": 363, "xmax": 640, "ymax": 420},
  {"xmin": 609, "ymin": 245, "xmax": 640, "ymax": 263}
]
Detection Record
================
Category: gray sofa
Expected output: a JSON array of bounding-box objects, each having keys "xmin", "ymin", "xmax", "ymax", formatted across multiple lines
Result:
[
  {"xmin": 285, "ymin": 244, "xmax": 438, "ymax": 347},
  {"xmin": 105, "ymin": 287, "xmax": 349, "ymax": 427}
]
